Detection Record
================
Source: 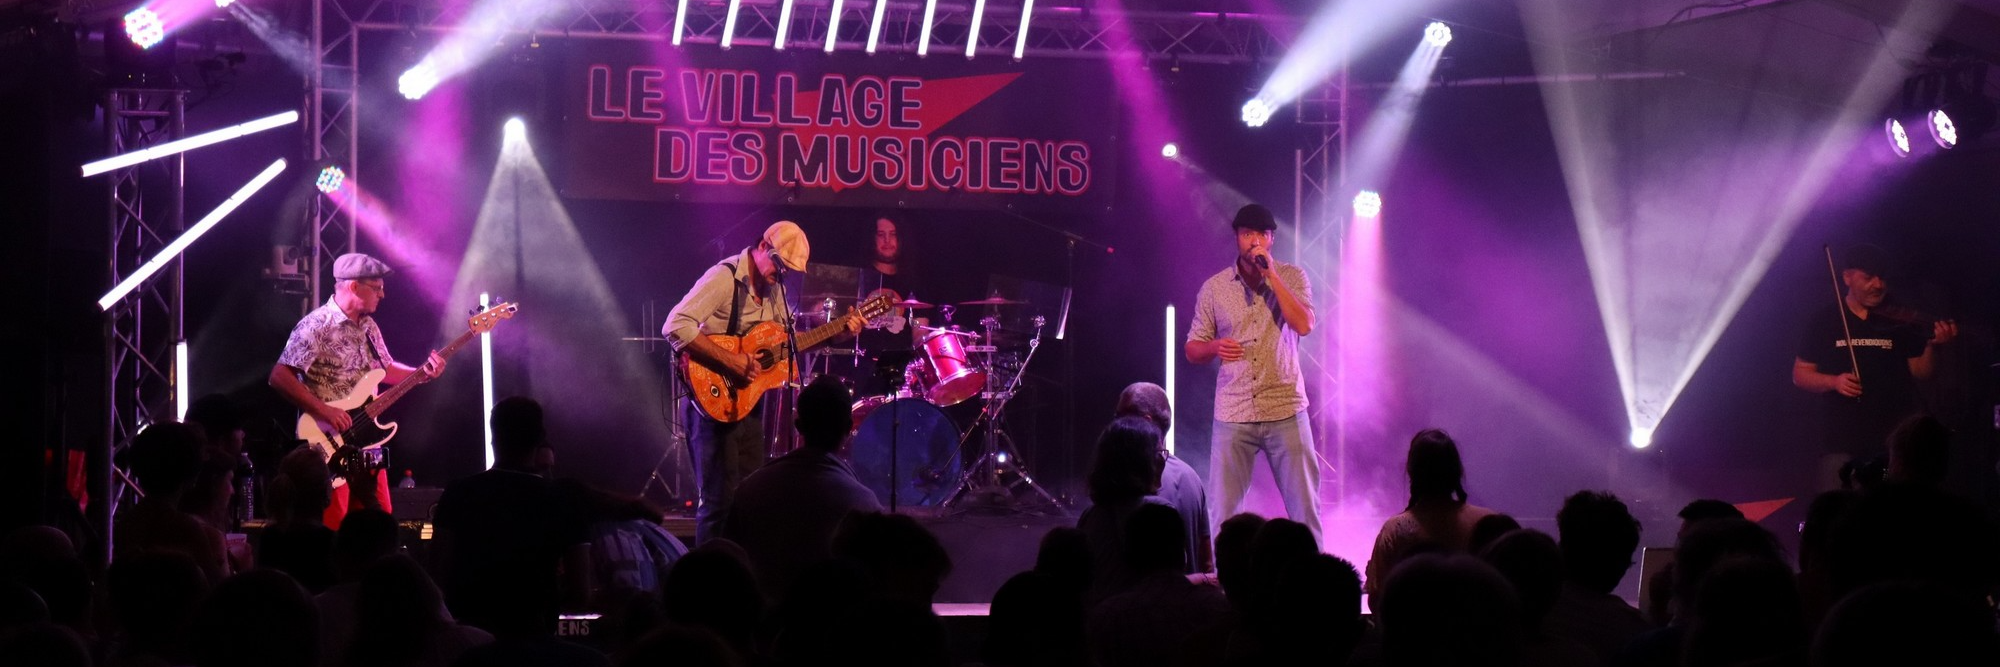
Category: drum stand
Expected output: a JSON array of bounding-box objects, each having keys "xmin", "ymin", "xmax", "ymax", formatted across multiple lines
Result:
[{"xmin": 943, "ymin": 316, "xmax": 1063, "ymax": 513}]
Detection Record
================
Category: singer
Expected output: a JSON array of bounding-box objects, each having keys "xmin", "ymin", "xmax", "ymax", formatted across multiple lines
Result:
[
  {"xmin": 1791, "ymin": 244, "xmax": 1955, "ymax": 491},
  {"xmin": 664, "ymin": 221, "xmax": 861, "ymax": 544},
  {"xmin": 1185, "ymin": 204, "xmax": 1322, "ymax": 542}
]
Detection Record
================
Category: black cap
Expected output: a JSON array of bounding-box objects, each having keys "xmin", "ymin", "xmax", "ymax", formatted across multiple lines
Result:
[
  {"xmin": 1231, "ymin": 204, "xmax": 1277, "ymax": 232},
  {"xmin": 1843, "ymin": 244, "xmax": 1894, "ymax": 278}
]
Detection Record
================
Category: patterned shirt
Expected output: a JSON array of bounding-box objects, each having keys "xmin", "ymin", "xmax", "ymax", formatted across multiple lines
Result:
[
  {"xmin": 1187, "ymin": 261, "xmax": 1312, "ymax": 423},
  {"xmin": 277, "ymin": 297, "xmax": 395, "ymax": 403},
  {"xmin": 663, "ymin": 249, "xmax": 792, "ymax": 350}
]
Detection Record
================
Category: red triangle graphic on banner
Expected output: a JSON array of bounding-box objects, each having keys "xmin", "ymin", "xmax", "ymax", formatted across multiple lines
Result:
[{"xmin": 1734, "ymin": 498, "xmax": 1793, "ymax": 524}]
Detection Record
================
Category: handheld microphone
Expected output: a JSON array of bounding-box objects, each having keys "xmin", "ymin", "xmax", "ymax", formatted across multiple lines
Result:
[{"xmin": 1254, "ymin": 255, "xmax": 1270, "ymax": 270}]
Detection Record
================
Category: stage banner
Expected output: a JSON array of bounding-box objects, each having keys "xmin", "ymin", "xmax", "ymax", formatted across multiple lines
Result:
[{"xmin": 556, "ymin": 41, "xmax": 1119, "ymax": 211}]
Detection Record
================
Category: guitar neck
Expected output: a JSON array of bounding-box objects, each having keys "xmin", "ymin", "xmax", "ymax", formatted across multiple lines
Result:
[
  {"xmin": 792, "ymin": 317, "xmax": 852, "ymax": 354},
  {"xmin": 363, "ymin": 328, "xmax": 477, "ymax": 419}
]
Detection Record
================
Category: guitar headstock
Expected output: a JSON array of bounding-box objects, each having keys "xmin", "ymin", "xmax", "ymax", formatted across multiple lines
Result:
[
  {"xmin": 855, "ymin": 293, "xmax": 896, "ymax": 320},
  {"xmin": 469, "ymin": 302, "xmax": 520, "ymax": 333}
]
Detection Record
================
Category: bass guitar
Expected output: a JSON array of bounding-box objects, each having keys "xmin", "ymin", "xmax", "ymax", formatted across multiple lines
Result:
[
  {"xmin": 297, "ymin": 301, "xmax": 520, "ymax": 486},
  {"xmin": 682, "ymin": 294, "xmax": 893, "ymax": 423}
]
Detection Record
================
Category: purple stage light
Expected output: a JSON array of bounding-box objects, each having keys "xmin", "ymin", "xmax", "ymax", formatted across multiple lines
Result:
[
  {"xmin": 1929, "ymin": 109, "xmax": 1957, "ymax": 148},
  {"xmin": 1884, "ymin": 118, "xmax": 1911, "ymax": 157},
  {"xmin": 215, "ymin": 0, "xmax": 235, "ymax": 7},
  {"xmin": 1423, "ymin": 21, "xmax": 1452, "ymax": 48},
  {"xmin": 1629, "ymin": 425, "xmax": 1654, "ymax": 449},
  {"xmin": 125, "ymin": 8, "xmax": 166, "ymax": 49},
  {"xmin": 400, "ymin": 62, "xmax": 440, "ymax": 100},
  {"xmin": 1241, "ymin": 98, "xmax": 1274, "ymax": 127},
  {"xmin": 315, "ymin": 165, "xmax": 345, "ymax": 194},
  {"xmin": 1352, "ymin": 190, "xmax": 1382, "ymax": 218},
  {"xmin": 1160, "ymin": 143, "xmax": 1179, "ymax": 159}
]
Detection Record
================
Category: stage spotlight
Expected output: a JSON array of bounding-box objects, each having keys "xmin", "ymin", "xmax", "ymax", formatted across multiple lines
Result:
[
  {"xmin": 866, "ymin": 0, "xmax": 888, "ymax": 53},
  {"xmin": 315, "ymin": 165, "xmax": 345, "ymax": 194},
  {"xmin": 1352, "ymin": 190, "xmax": 1382, "ymax": 218},
  {"xmin": 1629, "ymin": 425, "xmax": 1654, "ymax": 449},
  {"xmin": 124, "ymin": 8, "xmax": 165, "ymax": 49},
  {"xmin": 1241, "ymin": 98, "xmax": 1274, "ymax": 127},
  {"xmin": 81, "ymin": 110, "xmax": 299, "ymax": 177},
  {"xmin": 1164, "ymin": 304, "xmax": 1177, "ymax": 454},
  {"xmin": 1928, "ymin": 109, "xmax": 1957, "ymax": 148},
  {"xmin": 175, "ymin": 340, "xmax": 191, "ymax": 420},
  {"xmin": 1160, "ymin": 143, "xmax": 1179, "ymax": 159},
  {"xmin": 399, "ymin": 62, "xmax": 440, "ymax": 100},
  {"xmin": 504, "ymin": 117, "xmax": 526, "ymax": 141},
  {"xmin": 672, "ymin": 0, "xmax": 689, "ymax": 46},
  {"xmin": 480, "ymin": 291, "xmax": 496, "ymax": 469},
  {"xmin": 1423, "ymin": 21, "xmax": 1452, "ymax": 48},
  {"xmin": 1884, "ymin": 118, "xmax": 1912, "ymax": 157},
  {"xmin": 215, "ymin": 0, "xmax": 235, "ymax": 6}
]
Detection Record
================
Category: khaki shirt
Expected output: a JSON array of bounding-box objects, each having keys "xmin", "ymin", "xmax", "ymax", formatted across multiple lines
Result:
[
  {"xmin": 664, "ymin": 249, "xmax": 791, "ymax": 350},
  {"xmin": 1187, "ymin": 262, "xmax": 1312, "ymax": 423}
]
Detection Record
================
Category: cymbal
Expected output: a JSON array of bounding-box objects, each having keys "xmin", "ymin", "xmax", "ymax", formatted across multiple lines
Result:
[
  {"xmin": 959, "ymin": 297, "xmax": 1030, "ymax": 306},
  {"xmin": 803, "ymin": 293, "xmax": 857, "ymax": 301},
  {"xmin": 917, "ymin": 325, "xmax": 981, "ymax": 338},
  {"xmin": 891, "ymin": 299, "xmax": 936, "ymax": 309}
]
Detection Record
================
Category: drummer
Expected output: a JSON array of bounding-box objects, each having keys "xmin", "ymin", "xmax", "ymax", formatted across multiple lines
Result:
[{"xmin": 855, "ymin": 213, "xmax": 927, "ymax": 395}]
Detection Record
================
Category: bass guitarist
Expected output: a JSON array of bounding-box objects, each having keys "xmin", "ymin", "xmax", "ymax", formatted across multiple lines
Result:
[
  {"xmin": 271, "ymin": 253, "xmax": 447, "ymax": 527},
  {"xmin": 666, "ymin": 221, "xmax": 862, "ymax": 544}
]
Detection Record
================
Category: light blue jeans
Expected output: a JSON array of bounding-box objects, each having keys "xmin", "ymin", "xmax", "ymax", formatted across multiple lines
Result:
[{"xmin": 1210, "ymin": 412, "xmax": 1322, "ymax": 541}]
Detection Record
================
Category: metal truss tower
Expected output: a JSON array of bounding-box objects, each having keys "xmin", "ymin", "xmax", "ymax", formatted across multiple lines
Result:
[
  {"xmin": 1291, "ymin": 78, "xmax": 1350, "ymax": 507},
  {"xmin": 97, "ymin": 88, "xmax": 187, "ymax": 570}
]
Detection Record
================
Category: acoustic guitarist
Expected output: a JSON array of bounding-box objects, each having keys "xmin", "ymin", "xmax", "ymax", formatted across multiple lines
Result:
[
  {"xmin": 271, "ymin": 253, "xmax": 447, "ymax": 527},
  {"xmin": 665, "ymin": 221, "xmax": 863, "ymax": 544}
]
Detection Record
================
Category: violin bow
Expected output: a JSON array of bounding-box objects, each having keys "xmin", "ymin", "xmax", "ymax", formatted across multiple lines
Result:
[{"xmin": 1824, "ymin": 245, "xmax": 1863, "ymax": 387}]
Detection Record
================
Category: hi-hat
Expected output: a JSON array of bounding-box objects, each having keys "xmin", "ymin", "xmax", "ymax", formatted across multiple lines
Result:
[{"xmin": 959, "ymin": 297, "xmax": 1029, "ymax": 306}]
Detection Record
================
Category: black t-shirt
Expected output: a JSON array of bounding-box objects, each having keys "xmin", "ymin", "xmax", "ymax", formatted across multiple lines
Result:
[
  {"xmin": 432, "ymin": 469, "xmax": 586, "ymax": 638},
  {"xmin": 1795, "ymin": 304, "xmax": 1929, "ymax": 456},
  {"xmin": 852, "ymin": 266, "xmax": 923, "ymax": 395}
]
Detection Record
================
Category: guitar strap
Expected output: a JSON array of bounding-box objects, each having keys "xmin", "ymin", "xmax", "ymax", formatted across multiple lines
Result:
[{"xmin": 721, "ymin": 259, "xmax": 744, "ymax": 337}]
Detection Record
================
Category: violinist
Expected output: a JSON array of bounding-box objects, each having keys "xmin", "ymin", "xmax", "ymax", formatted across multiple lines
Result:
[{"xmin": 1792, "ymin": 245, "xmax": 1957, "ymax": 490}]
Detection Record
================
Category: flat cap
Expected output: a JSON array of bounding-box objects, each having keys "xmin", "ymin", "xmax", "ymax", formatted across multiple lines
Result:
[
  {"xmin": 764, "ymin": 221, "xmax": 810, "ymax": 272},
  {"xmin": 333, "ymin": 253, "xmax": 393, "ymax": 281}
]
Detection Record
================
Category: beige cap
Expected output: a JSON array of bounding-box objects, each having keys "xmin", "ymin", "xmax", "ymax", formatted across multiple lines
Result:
[{"xmin": 764, "ymin": 220, "xmax": 810, "ymax": 272}]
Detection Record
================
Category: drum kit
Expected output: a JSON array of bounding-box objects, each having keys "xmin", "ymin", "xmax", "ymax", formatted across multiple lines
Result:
[{"xmin": 797, "ymin": 293, "xmax": 1062, "ymax": 513}]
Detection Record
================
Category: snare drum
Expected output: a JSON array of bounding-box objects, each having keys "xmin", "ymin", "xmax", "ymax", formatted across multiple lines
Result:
[{"xmin": 917, "ymin": 330, "xmax": 986, "ymax": 406}]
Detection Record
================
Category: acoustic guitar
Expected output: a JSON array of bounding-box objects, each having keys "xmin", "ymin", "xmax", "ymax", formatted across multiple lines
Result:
[{"xmin": 682, "ymin": 294, "xmax": 893, "ymax": 423}]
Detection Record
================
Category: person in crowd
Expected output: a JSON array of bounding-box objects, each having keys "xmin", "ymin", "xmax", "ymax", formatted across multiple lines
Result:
[
  {"xmin": 616, "ymin": 624, "xmax": 742, "ymax": 667},
  {"xmin": 818, "ymin": 512, "xmax": 954, "ymax": 667},
  {"xmin": 983, "ymin": 570, "xmax": 1089, "ymax": 667},
  {"xmin": 1642, "ymin": 498, "xmax": 1748, "ymax": 626},
  {"xmin": 659, "ymin": 544, "xmax": 763, "ymax": 662},
  {"xmin": 1811, "ymin": 581, "xmax": 2000, "ymax": 667},
  {"xmin": 1087, "ymin": 504, "xmax": 1230, "ymax": 667},
  {"xmin": 104, "ymin": 551, "xmax": 208, "ymax": 667},
  {"xmin": 317, "ymin": 508, "xmax": 403, "ymax": 666},
  {"xmin": 1884, "ymin": 413, "xmax": 1950, "ymax": 487},
  {"xmin": 188, "ymin": 569, "xmax": 319, "ymax": 667},
  {"xmin": 117, "ymin": 421, "xmax": 230, "ymax": 583},
  {"xmin": 258, "ymin": 447, "xmax": 338, "ymax": 593},
  {"xmin": 555, "ymin": 478, "xmax": 689, "ymax": 610},
  {"xmin": 340, "ymin": 554, "xmax": 492, "ymax": 667},
  {"xmin": 1680, "ymin": 556, "xmax": 1805, "ymax": 667},
  {"xmin": 1364, "ymin": 428, "xmax": 1497, "ymax": 600},
  {"xmin": 1, "ymin": 526, "xmax": 91, "ymax": 643},
  {"xmin": 1467, "ymin": 512, "xmax": 1522, "ymax": 555},
  {"xmin": 185, "ymin": 393, "xmax": 256, "ymax": 526},
  {"xmin": 1479, "ymin": 529, "xmax": 1594, "ymax": 667},
  {"xmin": 1374, "ymin": 553, "xmax": 1523, "ymax": 667},
  {"xmin": 1546, "ymin": 490, "xmax": 1651, "ymax": 664},
  {"xmin": 725, "ymin": 375, "xmax": 880, "ymax": 599},
  {"xmin": 1618, "ymin": 517, "xmax": 1785, "ymax": 667},
  {"xmin": 1113, "ymin": 381, "xmax": 1212, "ymax": 572},
  {"xmin": 432, "ymin": 396, "xmax": 586, "ymax": 639},
  {"xmin": 1076, "ymin": 416, "xmax": 1170, "ymax": 603}
]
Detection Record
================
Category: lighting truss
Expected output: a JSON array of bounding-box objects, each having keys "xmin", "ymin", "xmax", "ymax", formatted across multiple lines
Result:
[{"xmin": 337, "ymin": 0, "xmax": 1290, "ymax": 64}]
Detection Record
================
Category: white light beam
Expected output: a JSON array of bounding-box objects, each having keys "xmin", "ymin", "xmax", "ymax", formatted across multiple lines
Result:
[
  {"xmin": 82, "ymin": 111, "xmax": 299, "ymax": 177},
  {"xmin": 99, "ymin": 159, "xmax": 288, "ymax": 310},
  {"xmin": 966, "ymin": 0, "xmax": 987, "ymax": 59},
  {"xmin": 481, "ymin": 291, "xmax": 496, "ymax": 469}
]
